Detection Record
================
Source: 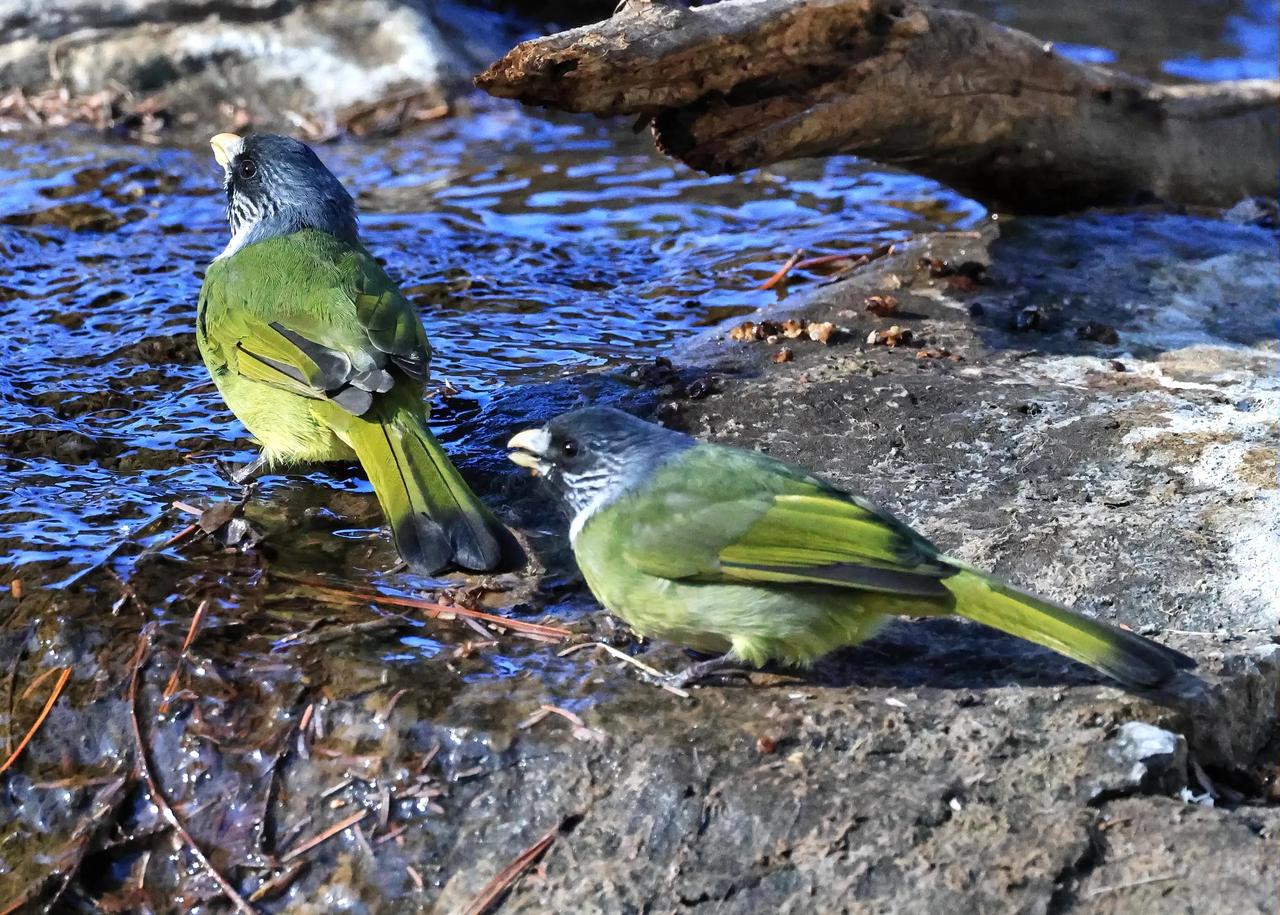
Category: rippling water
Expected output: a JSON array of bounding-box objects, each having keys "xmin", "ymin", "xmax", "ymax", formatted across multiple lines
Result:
[
  {"xmin": 0, "ymin": 110, "xmax": 982, "ymax": 569},
  {"xmin": 957, "ymin": 0, "xmax": 1279, "ymax": 80}
]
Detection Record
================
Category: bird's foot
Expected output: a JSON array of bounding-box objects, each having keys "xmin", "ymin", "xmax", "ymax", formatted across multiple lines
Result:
[
  {"xmin": 215, "ymin": 453, "xmax": 267, "ymax": 488},
  {"xmin": 650, "ymin": 654, "xmax": 755, "ymax": 689}
]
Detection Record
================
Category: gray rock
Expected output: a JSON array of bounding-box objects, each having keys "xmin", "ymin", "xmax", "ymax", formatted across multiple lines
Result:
[
  {"xmin": 682, "ymin": 214, "xmax": 1280, "ymax": 637},
  {"xmin": 1102, "ymin": 722, "xmax": 1189, "ymax": 796},
  {"xmin": 1070, "ymin": 798, "xmax": 1280, "ymax": 915},
  {"xmin": 0, "ymin": 0, "xmax": 513, "ymax": 126}
]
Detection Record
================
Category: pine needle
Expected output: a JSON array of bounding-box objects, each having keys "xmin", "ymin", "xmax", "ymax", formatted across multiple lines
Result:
[
  {"xmin": 757, "ymin": 249, "xmax": 804, "ymax": 290},
  {"xmin": 280, "ymin": 810, "xmax": 369, "ymax": 863},
  {"xmin": 278, "ymin": 574, "xmax": 570, "ymax": 642},
  {"xmin": 127, "ymin": 628, "xmax": 257, "ymax": 914},
  {"xmin": 18, "ymin": 666, "xmax": 63, "ymax": 702},
  {"xmin": 557, "ymin": 642, "xmax": 691, "ymax": 698},
  {"xmin": 0, "ymin": 667, "xmax": 70, "ymax": 775},
  {"xmin": 462, "ymin": 821, "xmax": 561, "ymax": 915}
]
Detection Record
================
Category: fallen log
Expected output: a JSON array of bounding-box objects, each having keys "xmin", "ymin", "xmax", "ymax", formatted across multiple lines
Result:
[{"xmin": 476, "ymin": 0, "xmax": 1280, "ymax": 213}]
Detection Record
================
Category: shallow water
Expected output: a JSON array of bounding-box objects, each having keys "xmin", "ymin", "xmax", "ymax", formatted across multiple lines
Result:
[
  {"xmin": 0, "ymin": 106, "xmax": 991, "ymax": 908},
  {"xmin": 957, "ymin": 0, "xmax": 1279, "ymax": 80}
]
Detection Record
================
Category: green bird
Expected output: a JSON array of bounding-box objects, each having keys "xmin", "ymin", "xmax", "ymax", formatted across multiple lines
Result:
[
  {"xmin": 196, "ymin": 132, "xmax": 507, "ymax": 573},
  {"xmin": 507, "ymin": 407, "xmax": 1195, "ymax": 688}
]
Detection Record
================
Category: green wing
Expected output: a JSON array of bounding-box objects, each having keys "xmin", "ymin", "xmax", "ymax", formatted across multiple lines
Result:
[
  {"xmin": 618, "ymin": 445, "xmax": 953, "ymax": 597},
  {"xmin": 198, "ymin": 230, "xmax": 431, "ymax": 415}
]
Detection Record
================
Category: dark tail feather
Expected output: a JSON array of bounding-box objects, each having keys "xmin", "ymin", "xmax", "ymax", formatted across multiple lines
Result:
[
  {"xmin": 347, "ymin": 415, "xmax": 507, "ymax": 574},
  {"xmin": 942, "ymin": 565, "xmax": 1195, "ymax": 689},
  {"xmin": 395, "ymin": 418, "xmax": 506, "ymax": 572}
]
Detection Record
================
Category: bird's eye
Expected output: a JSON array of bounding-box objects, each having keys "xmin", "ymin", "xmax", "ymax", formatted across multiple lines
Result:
[
  {"xmin": 237, "ymin": 158, "xmax": 258, "ymax": 179},
  {"xmin": 560, "ymin": 438, "xmax": 579, "ymax": 458}
]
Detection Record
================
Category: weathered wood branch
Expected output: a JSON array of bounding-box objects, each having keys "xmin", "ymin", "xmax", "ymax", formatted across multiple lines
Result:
[{"xmin": 476, "ymin": 0, "xmax": 1280, "ymax": 213}]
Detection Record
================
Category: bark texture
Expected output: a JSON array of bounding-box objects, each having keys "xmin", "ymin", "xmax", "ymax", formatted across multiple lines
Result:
[{"xmin": 476, "ymin": 0, "xmax": 1280, "ymax": 213}]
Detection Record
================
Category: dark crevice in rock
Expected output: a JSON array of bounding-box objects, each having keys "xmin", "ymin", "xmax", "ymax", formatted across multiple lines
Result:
[{"xmin": 1046, "ymin": 820, "xmax": 1106, "ymax": 915}]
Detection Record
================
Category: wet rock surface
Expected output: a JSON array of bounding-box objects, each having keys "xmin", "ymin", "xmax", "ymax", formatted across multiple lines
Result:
[{"xmin": 2, "ymin": 210, "xmax": 1278, "ymax": 912}]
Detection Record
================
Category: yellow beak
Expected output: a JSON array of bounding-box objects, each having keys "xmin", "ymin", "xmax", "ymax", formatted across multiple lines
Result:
[
  {"xmin": 210, "ymin": 132, "xmax": 244, "ymax": 170},
  {"xmin": 507, "ymin": 428, "xmax": 552, "ymax": 474}
]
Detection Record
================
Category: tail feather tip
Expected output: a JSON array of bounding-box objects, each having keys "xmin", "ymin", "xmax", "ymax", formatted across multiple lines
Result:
[{"xmin": 392, "ymin": 513, "xmax": 453, "ymax": 575}]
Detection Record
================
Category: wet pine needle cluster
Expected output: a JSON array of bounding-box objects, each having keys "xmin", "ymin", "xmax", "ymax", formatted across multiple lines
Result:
[{"xmin": 0, "ymin": 498, "xmax": 585, "ymax": 912}]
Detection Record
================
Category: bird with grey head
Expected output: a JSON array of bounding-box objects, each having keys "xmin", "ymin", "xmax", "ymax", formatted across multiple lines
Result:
[
  {"xmin": 197, "ymin": 132, "xmax": 512, "ymax": 574},
  {"xmin": 508, "ymin": 406, "xmax": 1195, "ymax": 688}
]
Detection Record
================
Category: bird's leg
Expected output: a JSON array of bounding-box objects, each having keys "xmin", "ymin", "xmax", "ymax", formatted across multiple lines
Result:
[
  {"xmin": 230, "ymin": 452, "xmax": 268, "ymax": 484},
  {"xmin": 660, "ymin": 653, "xmax": 755, "ymax": 689},
  {"xmin": 214, "ymin": 452, "xmax": 266, "ymax": 487}
]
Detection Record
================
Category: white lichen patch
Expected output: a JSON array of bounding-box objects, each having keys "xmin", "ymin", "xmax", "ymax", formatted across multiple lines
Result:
[{"xmin": 1028, "ymin": 342, "xmax": 1280, "ymax": 625}]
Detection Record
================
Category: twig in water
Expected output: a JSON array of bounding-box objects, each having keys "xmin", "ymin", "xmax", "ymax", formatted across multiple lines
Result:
[
  {"xmin": 161, "ymin": 522, "xmax": 200, "ymax": 550},
  {"xmin": 247, "ymin": 860, "xmax": 308, "ymax": 903},
  {"xmin": 178, "ymin": 601, "xmax": 209, "ymax": 653},
  {"xmin": 374, "ymin": 688, "xmax": 410, "ymax": 724},
  {"xmin": 557, "ymin": 642, "xmax": 691, "ymax": 698},
  {"xmin": 461, "ymin": 820, "xmax": 564, "ymax": 915},
  {"xmin": 374, "ymin": 823, "xmax": 409, "ymax": 846},
  {"xmin": 757, "ymin": 249, "xmax": 804, "ymax": 291},
  {"xmin": 132, "ymin": 518, "xmax": 203, "ymax": 567},
  {"xmin": 376, "ymin": 785, "xmax": 391, "ymax": 830},
  {"xmin": 30, "ymin": 774, "xmax": 122, "ymax": 790},
  {"xmin": 126, "ymin": 627, "xmax": 257, "ymax": 914},
  {"xmin": 516, "ymin": 705, "xmax": 607, "ymax": 743},
  {"xmin": 280, "ymin": 810, "xmax": 369, "ymax": 863},
  {"xmin": 754, "ymin": 243, "xmax": 897, "ymax": 292},
  {"xmin": 133, "ymin": 849, "xmax": 151, "ymax": 898},
  {"xmin": 274, "ymin": 815, "xmax": 314, "ymax": 859},
  {"xmin": 460, "ymin": 614, "xmax": 495, "ymax": 639},
  {"xmin": 18, "ymin": 666, "xmax": 64, "ymax": 702},
  {"xmin": 352, "ymin": 823, "xmax": 376, "ymax": 860},
  {"xmin": 276, "ymin": 616, "xmax": 408, "ymax": 648},
  {"xmin": 161, "ymin": 599, "xmax": 210, "ymax": 711},
  {"xmin": 320, "ymin": 777, "xmax": 354, "ymax": 799},
  {"xmin": 802, "ymin": 244, "xmax": 894, "ymax": 271},
  {"xmin": 420, "ymin": 742, "xmax": 441, "ymax": 773},
  {"xmin": 0, "ymin": 667, "xmax": 71, "ymax": 776},
  {"xmin": 2, "ymin": 655, "xmax": 17, "ymax": 757},
  {"xmin": 453, "ymin": 639, "xmax": 500, "ymax": 659},
  {"xmin": 277, "ymin": 575, "xmax": 570, "ymax": 643},
  {"xmin": 105, "ymin": 566, "xmax": 140, "ymax": 614},
  {"xmin": 406, "ymin": 865, "xmax": 425, "ymax": 892}
]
